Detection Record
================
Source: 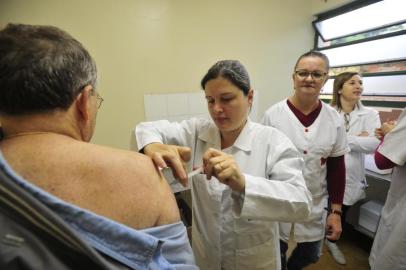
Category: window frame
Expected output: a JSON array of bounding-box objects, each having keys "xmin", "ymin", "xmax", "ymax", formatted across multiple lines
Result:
[
  {"xmin": 313, "ymin": 0, "xmax": 406, "ymax": 106},
  {"xmin": 313, "ymin": 0, "xmax": 382, "ymax": 42}
]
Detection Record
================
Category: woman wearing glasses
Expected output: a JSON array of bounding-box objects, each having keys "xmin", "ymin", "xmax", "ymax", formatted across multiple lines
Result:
[
  {"xmin": 328, "ymin": 72, "xmax": 380, "ymax": 264},
  {"xmin": 135, "ymin": 60, "xmax": 312, "ymax": 269},
  {"xmin": 262, "ymin": 50, "xmax": 349, "ymax": 270}
]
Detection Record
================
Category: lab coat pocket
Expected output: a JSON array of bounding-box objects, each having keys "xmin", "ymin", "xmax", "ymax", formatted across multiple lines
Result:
[
  {"xmin": 235, "ymin": 237, "xmax": 277, "ymax": 270},
  {"xmin": 235, "ymin": 218, "xmax": 268, "ymax": 233},
  {"xmin": 235, "ymin": 220, "xmax": 277, "ymax": 269}
]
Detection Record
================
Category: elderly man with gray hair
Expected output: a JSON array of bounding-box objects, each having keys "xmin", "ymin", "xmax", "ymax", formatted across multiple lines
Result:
[{"xmin": 0, "ymin": 23, "xmax": 196, "ymax": 269}]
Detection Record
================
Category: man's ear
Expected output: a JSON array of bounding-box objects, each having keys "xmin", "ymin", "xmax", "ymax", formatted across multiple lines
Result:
[{"xmin": 75, "ymin": 85, "xmax": 93, "ymax": 121}]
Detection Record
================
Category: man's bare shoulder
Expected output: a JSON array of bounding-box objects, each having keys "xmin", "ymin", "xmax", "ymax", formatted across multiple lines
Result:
[
  {"xmin": 81, "ymin": 143, "xmax": 181, "ymax": 227},
  {"xmin": 91, "ymin": 144, "xmax": 159, "ymax": 175}
]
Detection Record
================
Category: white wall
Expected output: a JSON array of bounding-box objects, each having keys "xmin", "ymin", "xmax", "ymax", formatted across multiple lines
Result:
[{"xmin": 0, "ymin": 0, "xmax": 345, "ymax": 149}]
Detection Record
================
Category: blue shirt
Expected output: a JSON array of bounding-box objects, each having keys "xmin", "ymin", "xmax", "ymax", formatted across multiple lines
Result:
[{"xmin": 0, "ymin": 152, "xmax": 197, "ymax": 270}]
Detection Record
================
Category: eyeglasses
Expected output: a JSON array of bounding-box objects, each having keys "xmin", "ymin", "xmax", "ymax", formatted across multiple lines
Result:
[
  {"xmin": 96, "ymin": 93, "xmax": 104, "ymax": 109},
  {"xmin": 344, "ymin": 113, "xmax": 350, "ymax": 132},
  {"xmin": 295, "ymin": 70, "xmax": 327, "ymax": 81}
]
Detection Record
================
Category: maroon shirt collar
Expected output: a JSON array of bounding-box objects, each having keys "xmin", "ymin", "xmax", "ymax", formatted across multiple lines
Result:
[{"xmin": 286, "ymin": 99, "xmax": 322, "ymax": 127}]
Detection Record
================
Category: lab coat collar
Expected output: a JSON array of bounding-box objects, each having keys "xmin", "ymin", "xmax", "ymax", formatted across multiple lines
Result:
[
  {"xmin": 198, "ymin": 118, "xmax": 253, "ymax": 152},
  {"xmin": 334, "ymin": 103, "xmax": 369, "ymax": 128},
  {"xmin": 334, "ymin": 102, "xmax": 368, "ymax": 117},
  {"xmin": 353, "ymin": 103, "xmax": 369, "ymax": 116},
  {"xmin": 197, "ymin": 120, "xmax": 222, "ymax": 149},
  {"xmin": 232, "ymin": 119, "xmax": 253, "ymax": 152}
]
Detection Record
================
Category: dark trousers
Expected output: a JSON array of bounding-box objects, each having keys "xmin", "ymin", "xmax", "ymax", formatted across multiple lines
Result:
[{"xmin": 280, "ymin": 239, "xmax": 322, "ymax": 270}]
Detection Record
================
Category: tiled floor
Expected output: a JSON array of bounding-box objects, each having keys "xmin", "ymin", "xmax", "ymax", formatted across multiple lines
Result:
[{"xmin": 289, "ymin": 225, "xmax": 373, "ymax": 270}]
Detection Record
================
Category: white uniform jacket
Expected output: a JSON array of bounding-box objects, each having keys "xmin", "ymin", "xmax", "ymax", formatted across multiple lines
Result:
[
  {"xmin": 136, "ymin": 118, "xmax": 312, "ymax": 270},
  {"xmin": 262, "ymin": 100, "xmax": 349, "ymax": 242},
  {"xmin": 369, "ymin": 109, "xmax": 406, "ymax": 270},
  {"xmin": 335, "ymin": 104, "xmax": 380, "ymax": 205}
]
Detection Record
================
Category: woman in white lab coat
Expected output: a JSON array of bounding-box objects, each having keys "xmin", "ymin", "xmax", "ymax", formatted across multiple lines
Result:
[
  {"xmin": 135, "ymin": 60, "xmax": 312, "ymax": 270},
  {"xmin": 327, "ymin": 72, "xmax": 380, "ymax": 264},
  {"xmin": 369, "ymin": 108, "xmax": 406, "ymax": 270},
  {"xmin": 262, "ymin": 51, "xmax": 349, "ymax": 270}
]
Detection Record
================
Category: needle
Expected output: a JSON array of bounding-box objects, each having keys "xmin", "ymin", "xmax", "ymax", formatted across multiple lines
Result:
[{"xmin": 187, "ymin": 167, "xmax": 203, "ymax": 178}]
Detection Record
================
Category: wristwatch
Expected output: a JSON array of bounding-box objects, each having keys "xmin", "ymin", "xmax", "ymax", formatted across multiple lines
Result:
[
  {"xmin": 324, "ymin": 207, "xmax": 343, "ymax": 216},
  {"xmin": 330, "ymin": 209, "xmax": 343, "ymax": 216}
]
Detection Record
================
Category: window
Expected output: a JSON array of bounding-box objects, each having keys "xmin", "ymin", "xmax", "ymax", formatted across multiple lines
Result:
[
  {"xmin": 314, "ymin": 0, "xmax": 406, "ymax": 106},
  {"xmin": 314, "ymin": 0, "xmax": 406, "ymax": 42},
  {"xmin": 320, "ymin": 35, "xmax": 406, "ymax": 67}
]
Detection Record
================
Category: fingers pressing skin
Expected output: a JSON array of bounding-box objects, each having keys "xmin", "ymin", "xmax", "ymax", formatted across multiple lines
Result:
[
  {"xmin": 202, "ymin": 148, "xmax": 245, "ymax": 192},
  {"xmin": 143, "ymin": 143, "xmax": 191, "ymax": 186},
  {"xmin": 150, "ymin": 151, "xmax": 168, "ymax": 169},
  {"xmin": 144, "ymin": 144, "xmax": 246, "ymax": 191}
]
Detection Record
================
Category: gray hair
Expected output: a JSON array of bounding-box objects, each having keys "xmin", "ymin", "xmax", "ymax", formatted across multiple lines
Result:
[{"xmin": 0, "ymin": 23, "xmax": 97, "ymax": 115}]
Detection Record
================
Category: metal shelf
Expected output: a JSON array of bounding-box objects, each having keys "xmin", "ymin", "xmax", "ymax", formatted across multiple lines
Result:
[
  {"xmin": 365, "ymin": 169, "xmax": 392, "ymax": 182},
  {"xmin": 354, "ymin": 225, "xmax": 376, "ymax": 239}
]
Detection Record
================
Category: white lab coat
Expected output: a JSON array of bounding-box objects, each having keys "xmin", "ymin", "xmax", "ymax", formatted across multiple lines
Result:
[
  {"xmin": 335, "ymin": 104, "xmax": 380, "ymax": 205},
  {"xmin": 135, "ymin": 118, "xmax": 312, "ymax": 270},
  {"xmin": 369, "ymin": 109, "xmax": 406, "ymax": 270},
  {"xmin": 262, "ymin": 100, "xmax": 349, "ymax": 242}
]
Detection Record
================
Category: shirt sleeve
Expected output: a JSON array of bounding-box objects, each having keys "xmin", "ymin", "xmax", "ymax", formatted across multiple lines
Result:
[
  {"xmin": 326, "ymin": 155, "xmax": 345, "ymax": 204},
  {"xmin": 376, "ymin": 110, "xmax": 406, "ymax": 166},
  {"xmin": 330, "ymin": 116, "xmax": 350, "ymax": 158},
  {"xmin": 347, "ymin": 110, "xmax": 381, "ymax": 154},
  {"xmin": 375, "ymin": 148, "xmax": 396, "ymax": 170},
  {"xmin": 261, "ymin": 109, "xmax": 274, "ymax": 126},
  {"xmin": 236, "ymin": 130, "xmax": 312, "ymax": 222},
  {"xmin": 135, "ymin": 119, "xmax": 199, "ymax": 151},
  {"xmin": 347, "ymin": 135, "xmax": 380, "ymax": 154}
]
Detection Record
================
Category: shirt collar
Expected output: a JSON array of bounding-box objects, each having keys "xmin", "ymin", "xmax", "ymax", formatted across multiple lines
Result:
[
  {"xmin": 197, "ymin": 120, "xmax": 221, "ymax": 148},
  {"xmin": 232, "ymin": 119, "xmax": 253, "ymax": 152},
  {"xmin": 198, "ymin": 118, "xmax": 253, "ymax": 152},
  {"xmin": 354, "ymin": 103, "xmax": 369, "ymax": 115}
]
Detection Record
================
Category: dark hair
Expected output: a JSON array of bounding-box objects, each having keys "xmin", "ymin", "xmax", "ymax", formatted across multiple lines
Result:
[
  {"xmin": 0, "ymin": 23, "xmax": 97, "ymax": 115},
  {"xmin": 330, "ymin": 71, "xmax": 361, "ymax": 110},
  {"xmin": 294, "ymin": 50, "xmax": 330, "ymax": 72},
  {"xmin": 200, "ymin": 60, "xmax": 251, "ymax": 95}
]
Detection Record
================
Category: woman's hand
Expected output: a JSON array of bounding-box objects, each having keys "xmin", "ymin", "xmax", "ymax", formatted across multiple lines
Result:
[
  {"xmin": 375, "ymin": 121, "xmax": 396, "ymax": 140},
  {"xmin": 374, "ymin": 128, "xmax": 384, "ymax": 140},
  {"xmin": 381, "ymin": 121, "xmax": 396, "ymax": 135},
  {"xmin": 143, "ymin": 143, "xmax": 191, "ymax": 186},
  {"xmin": 357, "ymin": 131, "xmax": 369, "ymax": 137},
  {"xmin": 325, "ymin": 212, "xmax": 342, "ymax": 241},
  {"xmin": 202, "ymin": 148, "xmax": 245, "ymax": 192}
]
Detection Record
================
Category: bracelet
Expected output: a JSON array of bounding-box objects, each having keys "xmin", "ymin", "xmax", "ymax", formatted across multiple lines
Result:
[{"xmin": 324, "ymin": 207, "xmax": 343, "ymax": 216}]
